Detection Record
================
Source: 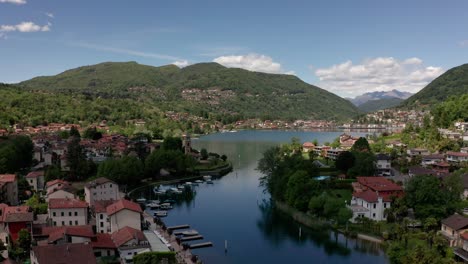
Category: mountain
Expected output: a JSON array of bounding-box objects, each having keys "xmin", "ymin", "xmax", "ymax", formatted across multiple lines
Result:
[
  {"xmin": 349, "ymin": 89, "xmax": 413, "ymax": 106},
  {"xmin": 357, "ymin": 97, "xmax": 404, "ymax": 113},
  {"xmin": 18, "ymin": 61, "xmax": 360, "ymax": 121},
  {"xmin": 403, "ymin": 63, "xmax": 468, "ymax": 107}
]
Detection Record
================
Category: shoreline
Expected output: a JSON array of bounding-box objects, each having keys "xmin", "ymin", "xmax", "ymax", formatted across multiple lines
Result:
[{"xmin": 274, "ymin": 200, "xmax": 384, "ymax": 244}]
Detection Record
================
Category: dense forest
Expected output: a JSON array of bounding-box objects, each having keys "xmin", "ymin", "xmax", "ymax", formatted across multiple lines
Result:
[{"xmin": 18, "ymin": 61, "xmax": 360, "ymax": 121}]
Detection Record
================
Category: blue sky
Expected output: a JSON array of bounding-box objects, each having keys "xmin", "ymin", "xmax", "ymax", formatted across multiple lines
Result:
[{"xmin": 1, "ymin": 0, "xmax": 468, "ymax": 97}]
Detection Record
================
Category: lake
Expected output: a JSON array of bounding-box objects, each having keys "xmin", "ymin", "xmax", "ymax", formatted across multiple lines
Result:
[{"xmin": 137, "ymin": 130, "xmax": 388, "ymax": 264}]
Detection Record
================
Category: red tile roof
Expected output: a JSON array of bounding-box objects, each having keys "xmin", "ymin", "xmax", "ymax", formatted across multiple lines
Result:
[
  {"xmin": 111, "ymin": 226, "xmax": 147, "ymax": 247},
  {"xmin": 461, "ymin": 231, "xmax": 468, "ymax": 241},
  {"xmin": 91, "ymin": 233, "xmax": 117, "ymax": 249},
  {"xmin": 32, "ymin": 243, "xmax": 97, "ymax": 264},
  {"xmin": 94, "ymin": 200, "xmax": 116, "ymax": 213},
  {"xmin": 46, "ymin": 179, "xmax": 69, "ymax": 188},
  {"xmin": 106, "ymin": 199, "xmax": 142, "ymax": 216},
  {"xmin": 447, "ymin": 152, "xmax": 468, "ymax": 157},
  {"xmin": 442, "ymin": 214, "xmax": 468, "ymax": 230},
  {"xmin": 0, "ymin": 174, "xmax": 16, "ymax": 183},
  {"xmin": 46, "ymin": 225, "xmax": 95, "ymax": 243},
  {"xmin": 302, "ymin": 142, "xmax": 315, "ymax": 148},
  {"xmin": 356, "ymin": 177, "xmax": 403, "ymax": 192},
  {"xmin": 26, "ymin": 171, "xmax": 44, "ymax": 179},
  {"xmin": 353, "ymin": 189, "xmax": 393, "ymax": 203},
  {"xmin": 48, "ymin": 198, "xmax": 88, "ymax": 209},
  {"xmin": 85, "ymin": 177, "xmax": 115, "ymax": 189},
  {"xmin": 1, "ymin": 206, "xmax": 33, "ymax": 223}
]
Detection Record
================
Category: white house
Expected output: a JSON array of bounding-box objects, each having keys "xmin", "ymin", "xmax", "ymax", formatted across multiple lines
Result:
[
  {"xmin": 421, "ymin": 154, "xmax": 445, "ymax": 167},
  {"xmin": 45, "ymin": 185, "xmax": 76, "ymax": 202},
  {"xmin": 45, "ymin": 179, "xmax": 70, "ymax": 195},
  {"xmin": 376, "ymin": 154, "xmax": 391, "ymax": 176},
  {"xmin": 84, "ymin": 177, "xmax": 119, "ymax": 207},
  {"xmin": 349, "ymin": 190, "xmax": 391, "ymax": 222},
  {"xmin": 111, "ymin": 226, "xmax": 150, "ymax": 262},
  {"xmin": 447, "ymin": 151, "xmax": 468, "ymax": 163},
  {"xmin": 26, "ymin": 171, "xmax": 45, "ymax": 192},
  {"xmin": 93, "ymin": 200, "xmax": 115, "ymax": 234},
  {"xmin": 30, "ymin": 243, "xmax": 97, "ymax": 264},
  {"xmin": 106, "ymin": 199, "xmax": 142, "ymax": 233},
  {"xmin": 48, "ymin": 198, "xmax": 88, "ymax": 227}
]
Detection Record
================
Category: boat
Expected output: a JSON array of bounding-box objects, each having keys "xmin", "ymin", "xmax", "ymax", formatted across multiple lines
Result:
[
  {"xmin": 136, "ymin": 197, "xmax": 146, "ymax": 203},
  {"xmin": 169, "ymin": 187, "xmax": 182, "ymax": 194},
  {"xmin": 153, "ymin": 186, "xmax": 165, "ymax": 195},
  {"xmin": 206, "ymin": 180, "xmax": 213, "ymax": 184},
  {"xmin": 203, "ymin": 175, "xmax": 212, "ymax": 181},
  {"xmin": 194, "ymin": 180, "xmax": 203, "ymax": 184},
  {"xmin": 160, "ymin": 203, "xmax": 173, "ymax": 210},
  {"xmin": 181, "ymin": 230, "xmax": 199, "ymax": 236},
  {"xmin": 163, "ymin": 199, "xmax": 176, "ymax": 204},
  {"xmin": 154, "ymin": 211, "xmax": 168, "ymax": 217},
  {"xmin": 147, "ymin": 202, "xmax": 160, "ymax": 210}
]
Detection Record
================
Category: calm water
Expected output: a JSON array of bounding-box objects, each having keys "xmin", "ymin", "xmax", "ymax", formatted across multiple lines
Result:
[{"xmin": 137, "ymin": 130, "xmax": 388, "ymax": 264}]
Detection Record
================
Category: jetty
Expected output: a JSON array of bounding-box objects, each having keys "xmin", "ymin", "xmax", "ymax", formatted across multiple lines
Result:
[
  {"xmin": 179, "ymin": 235, "xmax": 204, "ymax": 242},
  {"xmin": 189, "ymin": 242, "xmax": 213, "ymax": 249},
  {"xmin": 168, "ymin": 224, "xmax": 190, "ymax": 231}
]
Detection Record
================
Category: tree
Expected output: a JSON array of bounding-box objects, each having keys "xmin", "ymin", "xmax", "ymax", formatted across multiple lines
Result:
[
  {"xmin": 162, "ymin": 136, "xmax": 182, "ymax": 152},
  {"xmin": 133, "ymin": 252, "xmax": 176, "ymax": 264},
  {"xmin": 69, "ymin": 126, "xmax": 81, "ymax": 138},
  {"xmin": 335, "ymin": 151, "xmax": 355, "ymax": 174},
  {"xmin": 83, "ymin": 126, "xmax": 102, "ymax": 140},
  {"xmin": 97, "ymin": 156, "xmax": 143, "ymax": 185},
  {"xmin": 45, "ymin": 165, "xmax": 62, "ymax": 182},
  {"xmin": 347, "ymin": 152, "xmax": 376, "ymax": 177},
  {"xmin": 220, "ymin": 154, "xmax": 227, "ymax": 162},
  {"xmin": 351, "ymin": 137, "xmax": 371, "ymax": 152},
  {"xmin": 66, "ymin": 137, "xmax": 94, "ymax": 181},
  {"xmin": 200, "ymin": 148, "xmax": 208, "ymax": 160}
]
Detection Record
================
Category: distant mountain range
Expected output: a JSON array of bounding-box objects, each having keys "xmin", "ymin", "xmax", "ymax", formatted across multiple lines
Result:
[
  {"xmin": 347, "ymin": 90, "xmax": 413, "ymax": 106},
  {"xmin": 403, "ymin": 63, "xmax": 468, "ymax": 107},
  {"xmin": 17, "ymin": 61, "xmax": 360, "ymax": 121}
]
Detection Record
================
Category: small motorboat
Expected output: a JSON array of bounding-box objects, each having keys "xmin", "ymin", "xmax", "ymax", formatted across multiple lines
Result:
[
  {"xmin": 136, "ymin": 197, "xmax": 146, "ymax": 203},
  {"xmin": 203, "ymin": 175, "xmax": 212, "ymax": 181},
  {"xmin": 181, "ymin": 230, "xmax": 199, "ymax": 236},
  {"xmin": 154, "ymin": 211, "xmax": 168, "ymax": 217},
  {"xmin": 194, "ymin": 180, "xmax": 203, "ymax": 184},
  {"xmin": 160, "ymin": 203, "xmax": 173, "ymax": 210},
  {"xmin": 147, "ymin": 202, "xmax": 160, "ymax": 210},
  {"xmin": 206, "ymin": 180, "xmax": 213, "ymax": 184}
]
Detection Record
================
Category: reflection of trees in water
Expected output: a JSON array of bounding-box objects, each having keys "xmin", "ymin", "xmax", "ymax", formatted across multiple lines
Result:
[
  {"xmin": 352, "ymin": 238, "xmax": 384, "ymax": 256},
  {"xmin": 132, "ymin": 185, "xmax": 197, "ymax": 207},
  {"xmin": 256, "ymin": 199, "xmax": 351, "ymax": 257}
]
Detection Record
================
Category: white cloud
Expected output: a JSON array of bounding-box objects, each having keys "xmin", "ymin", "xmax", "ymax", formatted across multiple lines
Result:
[
  {"xmin": 0, "ymin": 21, "xmax": 51, "ymax": 32},
  {"xmin": 46, "ymin": 12, "xmax": 54, "ymax": 18},
  {"xmin": 0, "ymin": 0, "xmax": 26, "ymax": 4},
  {"xmin": 172, "ymin": 60, "xmax": 189, "ymax": 68},
  {"xmin": 315, "ymin": 57, "xmax": 444, "ymax": 97},
  {"xmin": 73, "ymin": 42, "xmax": 182, "ymax": 61},
  {"xmin": 213, "ymin": 53, "xmax": 293, "ymax": 74}
]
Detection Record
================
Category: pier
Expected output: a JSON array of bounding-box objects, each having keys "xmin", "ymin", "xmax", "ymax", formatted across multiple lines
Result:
[
  {"xmin": 168, "ymin": 224, "xmax": 190, "ymax": 231},
  {"xmin": 179, "ymin": 235, "xmax": 204, "ymax": 242},
  {"xmin": 189, "ymin": 242, "xmax": 213, "ymax": 249}
]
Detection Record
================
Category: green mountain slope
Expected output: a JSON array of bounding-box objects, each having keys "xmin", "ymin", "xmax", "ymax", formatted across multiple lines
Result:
[
  {"xmin": 358, "ymin": 97, "xmax": 404, "ymax": 112},
  {"xmin": 403, "ymin": 63, "xmax": 468, "ymax": 107},
  {"xmin": 19, "ymin": 61, "xmax": 359, "ymax": 121}
]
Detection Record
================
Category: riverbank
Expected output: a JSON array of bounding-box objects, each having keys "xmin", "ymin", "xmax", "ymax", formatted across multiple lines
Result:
[{"xmin": 274, "ymin": 200, "xmax": 384, "ymax": 244}]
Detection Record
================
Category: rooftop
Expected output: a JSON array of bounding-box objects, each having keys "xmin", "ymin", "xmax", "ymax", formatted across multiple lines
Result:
[
  {"xmin": 84, "ymin": 177, "xmax": 115, "ymax": 189},
  {"xmin": 442, "ymin": 214, "xmax": 468, "ymax": 231},
  {"xmin": 31, "ymin": 243, "xmax": 96, "ymax": 264},
  {"xmin": 111, "ymin": 226, "xmax": 147, "ymax": 247},
  {"xmin": 48, "ymin": 198, "xmax": 88, "ymax": 209},
  {"xmin": 0, "ymin": 174, "xmax": 16, "ymax": 183},
  {"xmin": 106, "ymin": 199, "xmax": 142, "ymax": 216},
  {"xmin": 356, "ymin": 177, "xmax": 403, "ymax": 192},
  {"xmin": 26, "ymin": 171, "xmax": 44, "ymax": 179}
]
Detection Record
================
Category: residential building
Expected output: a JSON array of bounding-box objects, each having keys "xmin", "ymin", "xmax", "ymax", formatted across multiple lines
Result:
[
  {"xmin": 91, "ymin": 233, "xmax": 118, "ymax": 260},
  {"xmin": 93, "ymin": 200, "xmax": 115, "ymax": 234},
  {"xmin": 84, "ymin": 177, "xmax": 119, "ymax": 207},
  {"xmin": 408, "ymin": 166, "xmax": 436, "ymax": 178},
  {"xmin": 48, "ymin": 198, "xmax": 88, "ymax": 227},
  {"xmin": 339, "ymin": 133, "xmax": 359, "ymax": 148},
  {"xmin": 455, "ymin": 231, "xmax": 468, "ymax": 262},
  {"xmin": 376, "ymin": 154, "xmax": 391, "ymax": 176},
  {"xmin": 0, "ymin": 205, "xmax": 33, "ymax": 246},
  {"xmin": 302, "ymin": 142, "xmax": 315, "ymax": 153},
  {"xmin": 462, "ymin": 174, "xmax": 468, "ymax": 199},
  {"xmin": 35, "ymin": 225, "xmax": 94, "ymax": 245},
  {"xmin": 447, "ymin": 152, "xmax": 468, "ymax": 163},
  {"xmin": 326, "ymin": 148, "xmax": 345, "ymax": 161},
  {"xmin": 45, "ymin": 179, "xmax": 70, "ymax": 195},
  {"xmin": 106, "ymin": 199, "xmax": 142, "ymax": 233},
  {"xmin": 25, "ymin": 171, "xmax": 45, "ymax": 192},
  {"xmin": 421, "ymin": 154, "xmax": 445, "ymax": 167},
  {"xmin": 112, "ymin": 226, "xmax": 150, "ymax": 262},
  {"xmin": 45, "ymin": 184, "xmax": 76, "ymax": 202},
  {"xmin": 30, "ymin": 243, "xmax": 97, "ymax": 264},
  {"xmin": 0, "ymin": 175, "xmax": 18, "ymax": 206},
  {"xmin": 349, "ymin": 177, "xmax": 403, "ymax": 222},
  {"xmin": 441, "ymin": 214, "xmax": 468, "ymax": 247},
  {"xmin": 407, "ymin": 148, "xmax": 430, "ymax": 158}
]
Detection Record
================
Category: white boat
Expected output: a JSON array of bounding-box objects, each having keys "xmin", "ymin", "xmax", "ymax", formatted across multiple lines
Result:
[
  {"xmin": 194, "ymin": 180, "xmax": 203, "ymax": 184},
  {"xmin": 206, "ymin": 180, "xmax": 213, "ymax": 184},
  {"xmin": 154, "ymin": 211, "xmax": 168, "ymax": 217},
  {"xmin": 168, "ymin": 188, "xmax": 182, "ymax": 194},
  {"xmin": 203, "ymin": 175, "xmax": 212, "ymax": 181},
  {"xmin": 147, "ymin": 202, "xmax": 160, "ymax": 210},
  {"xmin": 160, "ymin": 203, "xmax": 173, "ymax": 210},
  {"xmin": 182, "ymin": 230, "xmax": 199, "ymax": 236},
  {"xmin": 136, "ymin": 197, "xmax": 146, "ymax": 203},
  {"xmin": 177, "ymin": 185, "xmax": 185, "ymax": 190},
  {"xmin": 185, "ymin": 182, "xmax": 192, "ymax": 186}
]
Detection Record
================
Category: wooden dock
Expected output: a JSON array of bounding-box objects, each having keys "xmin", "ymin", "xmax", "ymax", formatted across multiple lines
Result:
[
  {"xmin": 168, "ymin": 224, "xmax": 190, "ymax": 231},
  {"xmin": 189, "ymin": 242, "xmax": 213, "ymax": 249},
  {"xmin": 180, "ymin": 235, "xmax": 204, "ymax": 242}
]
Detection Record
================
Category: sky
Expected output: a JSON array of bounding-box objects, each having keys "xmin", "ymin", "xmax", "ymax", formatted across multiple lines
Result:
[{"xmin": 1, "ymin": 0, "xmax": 468, "ymax": 98}]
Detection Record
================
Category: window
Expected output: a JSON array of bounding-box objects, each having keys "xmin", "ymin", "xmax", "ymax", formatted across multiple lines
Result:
[
  {"xmin": 69, "ymin": 212, "xmax": 72, "ymax": 216},
  {"xmin": 53, "ymin": 212, "xmax": 56, "ymax": 217},
  {"xmin": 62, "ymin": 221, "xmax": 65, "ymax": 225},
  {"xmin": 107, "ymin": 250, "xmax": 110, "ymax": 255},
  {"xmin": 75, "ymin": 221, "xmax": 78, "ymax": 225},
  {"xmin": 61, "ymin": 212, "xmax": 64, "ymax": 217},
  {"xmin": 75, "ymin": 212, "xmax": 78, "ymax": 216},
  {"xmin": 100, "ymin": 214, "xmax": 103, "ymax": 220},
  {"xmin": 384, "ymin": 203, "xmax": 387, "ymax": 208},
  {"xmin": 69, "ymin": 221, "xmax": 72, "ymax": 225},
  {"xmin": 373, "ymin": 204, "xmax": 376, "ymax": 209},
  {"xmin": 110, "ymin": 184, "xmax": 112, "ymax": 188},
  {"xmin": 100, "ymin": 222, "xmax": 103, "ymax": 227},
  {"xmin": 53, "ymin": 221, "xmax": 57, "ymax": 226},
  {"xmin": 372, "ymin": 213, "xmax": 376, "ymax": 218}
]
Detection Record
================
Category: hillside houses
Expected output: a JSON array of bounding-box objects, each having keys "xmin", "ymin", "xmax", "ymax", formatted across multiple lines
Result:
[{"xmin": 0, "ymin": 174, "xmax": 18, "ymax": 206}]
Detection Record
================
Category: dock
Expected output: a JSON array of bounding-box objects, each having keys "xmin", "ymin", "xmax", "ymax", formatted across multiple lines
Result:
[
  {"xmin": 179, "ymin": 235, "xmax": 204, "ymax": 242},
  {"xmin": 168, "ymin": 224, "xmax": 190, "ymax": 231},
  {"xmin": 189, "ymin": 242, "xmax": 213, "ymax": 249}
]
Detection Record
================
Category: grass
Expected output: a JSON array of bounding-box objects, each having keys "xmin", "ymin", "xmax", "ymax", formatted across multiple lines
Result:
[{"xmin": 329, "ymin": 189, "xmax": 352, "ymax": 204}]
